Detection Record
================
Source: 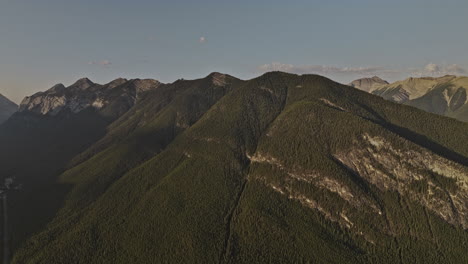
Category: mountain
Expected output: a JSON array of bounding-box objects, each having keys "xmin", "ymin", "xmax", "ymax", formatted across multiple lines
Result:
[
  {"xmin": 0, "ymin": 93, "xmax": 17, "ymax": 124},
  {"xmin": 365, "ymin": 75, "xmax": 468, "ymax": 122},
  {"xmin": 0, "ymin": 77, "xmax": 161, "ymax": 259},
  {"xmin": 348, "ymin": 76, "xmax": 389, "ymax": 92},
  {"xmin": 407, "ymin": 77, "xmax": 468, "ymax": 122},
  {"xmin": 371, "ymin": 75, "xmax": 457, "ymax": 103},
  {"xmin": 19, "ymin": 77, "xmax": 160, "ymax": 118},
  {"xmin": 3, "ymin": 72, "xmax": 468, "ymax": 264}
]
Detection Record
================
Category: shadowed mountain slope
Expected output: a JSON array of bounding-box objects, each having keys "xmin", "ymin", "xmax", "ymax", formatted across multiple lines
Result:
[
  {"xmin": 0, "ymin": 94, "xmax": 17, "ymax": 124},
  {"xmin": 0, "ymin": 77, "xmax": 162, "ymax": 257}
]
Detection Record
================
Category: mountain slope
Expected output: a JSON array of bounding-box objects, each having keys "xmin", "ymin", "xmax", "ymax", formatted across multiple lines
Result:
[
  {"xmin": 348, "ymin": 76, "xmax": 389, "ymax": 92},
  {"xmin": 0, "ymin": 93, "xmax": 17, "ymax": 124},
  {"xmin": 0, "ymin": 77, "xmax": 161, "ymax": 257},
  {"xmin": 371, "ymin": 75, "xmax": 457, "ymax": 103},
  {"xmin": 407, "ymin": 77, "xmax": 468, "ymax": 122},
  {"xmin": 370, "ymin": 75, "xmax": 468, "ymax": 122},
  {"xmin": 10, "ymin": 72, "xmax": 468, "ymax": 264}
]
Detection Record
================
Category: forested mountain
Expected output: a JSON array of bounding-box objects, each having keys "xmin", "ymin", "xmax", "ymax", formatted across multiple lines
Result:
[
  {"xmin": 2, "ymin": 72, "xmax": 468, "ymax": 263},
  {"xmin": 0, "ymin": 77, "xmax": 161, "ymax": 260},
  {"xmin": 0, "ymin": 93, "xmax": 17, "ymax": 124}
]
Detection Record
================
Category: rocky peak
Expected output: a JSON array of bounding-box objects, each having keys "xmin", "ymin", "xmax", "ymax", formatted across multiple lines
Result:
[
  {"xmin": 47, "ymin": 83, "xmax": 66, "ymax": 93},
  {"xmin": 19, "ymin": 77, "xmax": 160, "ymax": 116},
  {"xmin": 208, "ymin": 72, "xmax": 228, "ymax": 86},
  {"xmin": 131, "ymin": 79, "xmax": 161, "ymax": 92},
  {"xmin": 69, "ymin": 78, "xmax": 95, "ymax": 90},
  {"xmin": 349, "ymin": 76, "xmax": 389, "ymax": 92},
  {"xmin": 106, "ymin": 78, "xmax": 128, "ymax": 89},
  {"xmin": 370, "ymin": 76, "xmax": 386, "ymax": 82}
]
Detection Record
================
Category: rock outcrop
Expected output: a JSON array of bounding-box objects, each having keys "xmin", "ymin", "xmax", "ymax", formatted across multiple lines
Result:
[
  {"xmin": 348, "ymin": 76, "xmax": 389, "ymax": 92},
  {"xmin": 353, "ymin": 75, "xmax": 468, "ymax": 122},
  {"xmin": 19, "ymin": 78, "xmax": 161, "ymax": 116}
]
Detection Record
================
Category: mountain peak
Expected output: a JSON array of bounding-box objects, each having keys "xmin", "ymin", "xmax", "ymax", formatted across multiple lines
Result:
[
  {"xmin": 106, "ymin": 78, "xmax": 128, "ymax": 89},
  {"xmin": 47, "ymin": 83, "xmax": 66, "ymax": 93},
  {"xmin": 208, "ymin": 72, "xmax": 229, "ymax": 86},
  {"xmin": 69, "ymin": 78, "xmax": 95, "ymax": 90},
  {"xmin": 349, "ymin": 76, "xmax": 389, "ymax": 92},
  {"xmin": 208, "ymin": 72, "xmax": 225, "ymax": 77},
  {"xmin": 371, "ymin": 76, "xmax": 386, "ymax": 81},
  {"xmin": 18, "ymin": 77, "xmax": 159, "ymax": 116},
  {"xmin": 130, "ymin": 79, "xmax": 161, "ymax": 95}
]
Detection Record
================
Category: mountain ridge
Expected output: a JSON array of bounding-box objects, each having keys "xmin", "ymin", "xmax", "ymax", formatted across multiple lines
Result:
[
  {"xmin": 371, "ymin": 75, "xmax": 459, "ymax": 102},
  {"xmin": 350, "ymin": 75, "xmax": 468, "ymax": 122},
  {"xmin": 348, "ymin": 76, "xmax": 389, "ymax": 92},
  {"xmin": 2, "ymin": 72, "xmax": 467, "ymax": 264},
  {"xmin": 19, "ymin": 78, "xmax": 161, "ymax": 117},
  {"xmin": 0, "ymin": 93, "xmax": 18, "ymax": 124}
]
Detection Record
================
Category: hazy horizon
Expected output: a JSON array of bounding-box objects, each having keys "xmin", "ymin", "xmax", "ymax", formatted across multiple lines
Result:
[{"xmin": 1, "ymin": 0, "xmax": 468, "ymax": 103}]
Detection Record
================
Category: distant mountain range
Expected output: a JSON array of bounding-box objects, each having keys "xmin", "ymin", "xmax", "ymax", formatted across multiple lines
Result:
[
  {"xmin": 350, "ymin": 75, "xmax": 468, "ymax": 122},
  {"xmin": 0, "ymin": 93, "xmax": 17, "ymax": 124},
  {"xmin": 19, "ymin": 77, "xmax": 160, "ymax": 117},
  {"xmin": 1, "ymin": 72, "xmax": 468, "ymax": 264}
]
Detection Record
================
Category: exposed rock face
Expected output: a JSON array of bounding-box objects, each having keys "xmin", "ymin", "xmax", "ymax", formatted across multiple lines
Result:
[
  {"xmin": 19, "ymin": 78, "xmax": 161, "ymax": 116},
  {"xmin": 409, "ymin": 80, "xmax": 468, "ymax": 116},
  {"xmin": 210, "ymin": 72, "xmax": 228, "ymax": 86},
  {"xmin": 449, "ymin": 88, "xmax": 467, "ymax": 111},
  {"xmin": 369, "ymin": 75, "xmax": 468, "ymax": 122},
  {"xmin": 348, "ymin": 76, "xmax": 389, "ymax": 92},
  {"xmin": 246, "ymin": 132, "xmax": 468, "ymax": 245},
  {"xmin": 371, "ymin": 75, "xmax": 459, "ymax": 103},
  {"xmin": 131, "ymin": 79, "xmax": 161, "ymax": 95},
  {"xmin": 248, "ymin": 151, "xmax": 382, "ymax": 234},
  {"xmin": 372, "ymin": 85, "xmax": 410, "ymax": 103},
  {"xmin": 0, "ymin": 94, "xmax": 18, "ymax": 124},
  {"xmin": 334, "ymin": 134, "xmax": 468, "ymax": 229}
]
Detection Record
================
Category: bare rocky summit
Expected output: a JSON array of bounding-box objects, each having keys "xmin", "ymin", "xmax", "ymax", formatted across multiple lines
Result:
[
  {"xmin": 19, "ymin": 78, "xmax": 161, "ymax": 117},
  {"xmin": 351, "ymin": 75, "xmax": 468, "ymax": 122},
  {"xmin": 348, "ymin": 76, "xmax": 389, "ymax": 92}
]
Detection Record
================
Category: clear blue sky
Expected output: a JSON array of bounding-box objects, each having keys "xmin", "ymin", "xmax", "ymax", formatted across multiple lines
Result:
[{"xmin": 1, "ymin": 0, "xmax": 468, "ymax": 103}]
